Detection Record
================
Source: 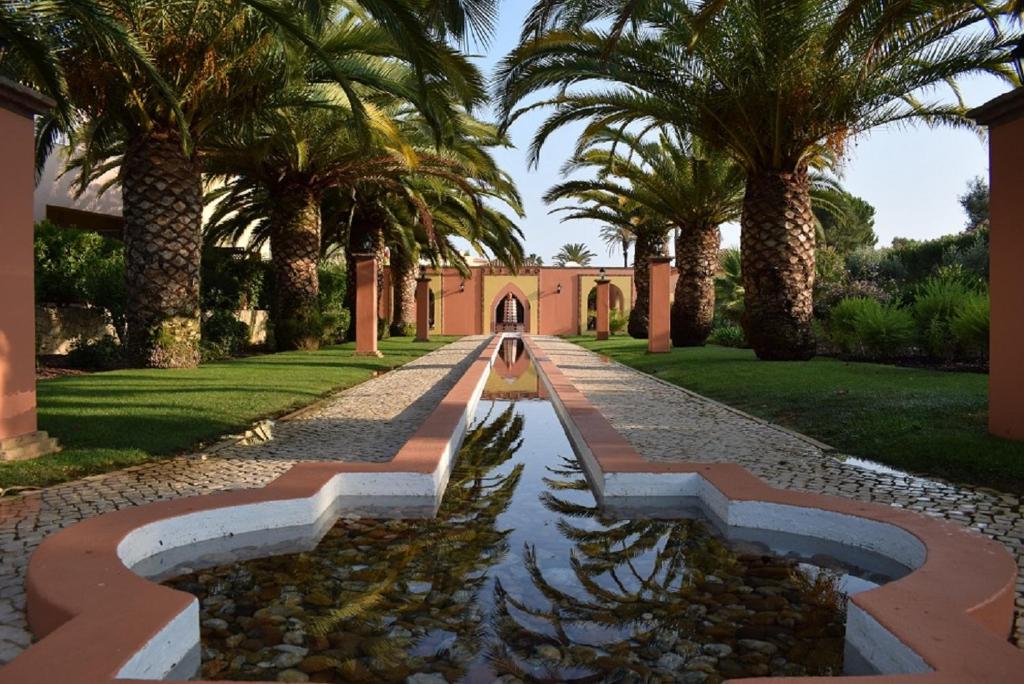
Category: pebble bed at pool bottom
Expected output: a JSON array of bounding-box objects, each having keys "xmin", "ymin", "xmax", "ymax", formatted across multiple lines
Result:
[{"xmin": 167, "ymin": 399, "xmax": 850, "ymax": 683}]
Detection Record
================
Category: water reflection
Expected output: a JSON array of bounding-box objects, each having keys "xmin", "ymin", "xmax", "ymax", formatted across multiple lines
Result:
[{"xmin": 169, "ymin": 398, "xmax": 849, "ymax": 683}]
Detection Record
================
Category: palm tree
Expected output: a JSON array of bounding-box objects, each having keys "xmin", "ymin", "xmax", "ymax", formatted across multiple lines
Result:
[
  {"xmin": 551, "ymin": 127, "xmax": 745, "ymax": 346},
  {"xmin": 548, "ymin": 188, "xmax": 668, "ymax": 337},
  {"xmin": 43, "ymin": 0, "xmax": 497, "ymax": 366},
  {"xmin": 500, "ymin": 0, "xmax": 1019, "ymax": 360},
  {"xmin": 552, "ymin": 242, "xmax": 597, "ymax": 266},
  {"xmin": 600, "ymin": 224, "xmax": 634, "ymax": 268}
]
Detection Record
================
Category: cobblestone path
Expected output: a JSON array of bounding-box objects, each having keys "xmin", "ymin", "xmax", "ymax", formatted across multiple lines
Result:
[
  {"xmin": 534, "ymin": 336, "xmax": 1024, "ymax": 646},
  {"xmin": 0, "ymin": 337, "xmax": 489, "ymax": 665}
]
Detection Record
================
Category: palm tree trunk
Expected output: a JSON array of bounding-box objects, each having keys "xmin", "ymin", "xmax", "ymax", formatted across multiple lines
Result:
[
  {"xmin": 389, "ymin": 243, "xmax": 417, "ymax": 336},
  {"xmin": 121, "ymin": 131, "xmax": 201, "ymax": 368},
  {"xmin": 628, "ymin": 230, "xmax": 660, "ymax": 339},
  {"xmin": 622, "ymin": 239, "xmax": 629, "ymax": 268},
  {"xmin": 269, "ymin": 186, "xmax": 321, "ymax": 350},
  {"xmin": 671, "ymin": 222, "xmax": 720, "ymax": 346},
  {"xmin": 740, "ymin": 166, "xmax": 817, "ymax": 360}
]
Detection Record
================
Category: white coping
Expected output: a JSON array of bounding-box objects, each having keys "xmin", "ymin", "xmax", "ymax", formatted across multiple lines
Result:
[
  {"xmin": 116, "ymin": 599, "xmax": 198, "ymax": 679},
  {"xmin": 109, "ymin": 334, "xmax": 929, "ymax": 679}
]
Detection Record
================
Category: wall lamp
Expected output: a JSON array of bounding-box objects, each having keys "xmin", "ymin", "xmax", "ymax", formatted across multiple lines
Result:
[
  {"xmin": 556, "ymin": 283, "xmax": 562, "ymax": 295},
  {"xmin": 597, "ymin": 267, "xmax": 608, "ymax": 283},
  {"xmin": 417, "ymin": 265, "xmax": 427, "ymax": 280},
  {"xmin": 459, "ymin": 278, "xmax": 466, "ymax": 293}
]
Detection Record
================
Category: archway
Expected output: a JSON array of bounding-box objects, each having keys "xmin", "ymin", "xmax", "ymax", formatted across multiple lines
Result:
[
  {"xmin": 584, "ymin": 284, "xmax": 625, "ymax": 331},
  {"xmin": 491, "ymin": 284, "xmax": 531, "ymax": 333}
]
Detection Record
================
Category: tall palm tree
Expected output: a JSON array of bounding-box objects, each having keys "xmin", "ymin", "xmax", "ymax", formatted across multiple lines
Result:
[
  {"xmin": 600, "ymin": 224, "xmax": 634, "ymax": 268},
  {"xmin": 500, "ymin": 0, "xmax": 1019, "ymax": 360},
  {"xmin": 551, "ymin": 127, "xmax": 745, "ymax": 346},
  {"xmin": 552, "ymin": 242, "xmax": 597, "ymax": 266},
  {"xmin": 549, "ymin": 188, "xmax": 669, "ymax": 337}
]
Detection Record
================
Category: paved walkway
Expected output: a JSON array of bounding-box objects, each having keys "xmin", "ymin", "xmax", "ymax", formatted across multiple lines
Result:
[
  {"xmin": 534, "ymin": 336, "xmax": 1024, "ymax": 646},
  {"xmin": 0, "ymin": 337, "xmax": 489, "ymax": 665}
]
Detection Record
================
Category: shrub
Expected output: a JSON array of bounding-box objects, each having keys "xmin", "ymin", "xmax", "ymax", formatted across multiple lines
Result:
[
  {"xmin": 201, "ymin": 248, "xmax": 270, "ymax": 311},
  {"xmin": 950, "ymin": 292, "xmax": 989, "ymax": 359},
  {"xmin": 67, "ymin": 334, "xmax": 124, "ymax": 370},
  {"xmin": 609, "ymin": 308, "xmax": 628, "ymax": 335},
  {"xmin": 200, "ymin": 309, "xmax": 250, "ymax": 361},
  {"xmin": 34, "ymin": 221, "xmax": 126, "ymax": 330},
  {"xmin": 708, "ymin": 325, "xmax": 748, "ymax": 348},
  {"xmin": 890, "ymin": 229, "xmax": 988, "ymax": 285},
  {"xmin": 912, "ymin": 273, "xmax": 977, "ymax": 359},
  {"xmin": 828, "ymin": 297, "xmax": 913, "ymax": 359},
  {"xmin": 852, "ymin": 303, "xmax": 915, "ymax": 358},
  {"xmin": 318, "ymin": 263, "xmax": 350, "ymax": 345},
  {"xmin": 942, "ymin": 231, "xmax": 989, "ymax": 282},
  {"xmin": 815, "ymin": 279, "xmax": 892, "ymax": 319}
]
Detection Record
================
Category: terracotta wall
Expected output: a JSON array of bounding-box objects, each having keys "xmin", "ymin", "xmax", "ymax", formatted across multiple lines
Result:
[
  {"xmin": 0, "ymin": 104, "xmax": 39, "ymax": 440},
  {"xmin": 439, "ymin": 269, "xmax": 480, "ymax": 335},
  {"xmin": 988, "ymin": 113, "xmax": 1024, "ymax": 440},
  {"xmin": 538, "ymin": 270, "xmax": 578, "ymax": 335}
]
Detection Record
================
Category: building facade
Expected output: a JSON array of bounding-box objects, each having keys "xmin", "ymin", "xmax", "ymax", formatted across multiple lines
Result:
[{"xmin": 381, "ymin": 265, "xmax": 679, "ymax": 337}]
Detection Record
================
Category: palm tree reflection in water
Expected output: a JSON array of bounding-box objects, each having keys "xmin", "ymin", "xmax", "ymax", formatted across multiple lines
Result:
[{"xmin": 170, "ymin": 399, "xmax": 846, "ymax": 682}]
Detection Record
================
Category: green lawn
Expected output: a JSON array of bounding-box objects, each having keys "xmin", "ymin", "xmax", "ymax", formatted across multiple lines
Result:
[
  {"xmin": 0, "ymin": 337, "xmax": 455, "ymax": 492},
  {"xmin": 569, "ymin": 336, "xmax": 1024, "ymax": 494}
]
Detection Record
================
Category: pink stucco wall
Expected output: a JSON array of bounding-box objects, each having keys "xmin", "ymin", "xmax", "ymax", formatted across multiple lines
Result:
[
  {"xmin": 0, "ymin": 101, "xmax": 40, "ymax": 440},
  {"xmin": 987, "ymin": 106, "xmax": 1024, "ymax": 440},
  {"xmin": 538, "ymin": 269, "xmax": 578, "ymax": 335},
  {"xmin": 440, "ymin": 269, "xmax": 481, "ymax": 335}
]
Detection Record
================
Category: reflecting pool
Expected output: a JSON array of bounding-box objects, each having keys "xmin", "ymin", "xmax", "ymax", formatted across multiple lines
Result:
[{"xmin": 168, "ymin": 352, "xmax": 881, "ymax": 683}]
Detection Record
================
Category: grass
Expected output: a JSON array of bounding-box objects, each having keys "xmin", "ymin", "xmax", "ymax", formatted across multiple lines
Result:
[
  {"xmin": 0, "ymin": 337, "xmax": 455, "ymax": 491},
  {"xmin": 569, "ymin": 336, "xmax": 1024, "ymax": 494}
]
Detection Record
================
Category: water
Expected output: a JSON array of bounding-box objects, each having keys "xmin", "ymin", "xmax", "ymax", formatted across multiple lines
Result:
[{"xmin": 169, "ymin": 348, "xmax": 897, "ymax": 682}]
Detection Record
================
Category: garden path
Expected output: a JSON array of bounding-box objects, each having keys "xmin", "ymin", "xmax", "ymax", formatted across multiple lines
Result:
[
  {"xmin": 534, "ymin": 335, "xmax": 1024, "ymax": 646},
  {"xmin": 0, "ymin": 336, "xmax": 490, "ymax": 665}
]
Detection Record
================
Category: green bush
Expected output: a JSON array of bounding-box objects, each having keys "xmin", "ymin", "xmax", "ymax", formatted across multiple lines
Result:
[
  {"xmin": 609, "ymin": 308, "xmax": 628, "ymax": 335},
  {"xmin": 950, "ymin": 292, "xmax": 989, "ymax": 359},
  {"xmin": 34, "ymin": 221, "xmax": 126, "ymax": 329},
  {"xmin": 200, "ymin": 309, "xmax": 250, "ymax": 361},
  {"xmin": 67, "ymin": 335, "xmax": 124, "ymax": 370},
  {"xmin": 318, "ymin": 263, "xmax": 350, "ymax": 345},
  {"xmin": 912, "ymin": 273, "xmax": 977, "ymax": 359},
  {"xmin": 852, "ymin": 303, "xmax": 915, "ymax": 358},
  {"xmin": 201, "ymin": 248, "xmax": 270, "ymax": 310},
  {"xmin": 828, "ymin": 297, "xmax": 914, "ymax": 359},
  {"xmin": 814, "ymin": 279, "xmax": 891, "ymax": 319},
  {"xmin": 708, "ymin": 325, "xmax": 748, "ymax": 348},
  {"xmin": 890, "ymin": 229, "xmax": 988, "ymax": 286}
]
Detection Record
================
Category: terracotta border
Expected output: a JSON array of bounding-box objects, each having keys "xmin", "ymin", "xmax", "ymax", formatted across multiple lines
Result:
[
  {"xmin": 1, "ymin": 333, "xmax": 1019, "ymax": 682},
  {"xmin": 522, "ymin": 335, "xmax": 1022, "ymax": 683}
]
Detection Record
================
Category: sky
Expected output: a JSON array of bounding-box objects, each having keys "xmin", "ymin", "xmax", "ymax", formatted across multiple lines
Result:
[{"xmin": 468, "ymin": 3, "xmax": 1013, "ymax": 266}]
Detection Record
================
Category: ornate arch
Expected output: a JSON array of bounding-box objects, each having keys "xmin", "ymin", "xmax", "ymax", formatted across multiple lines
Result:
[{"xmin": 490, "ymin": 282, "xmax": 532, "ymax": 333}]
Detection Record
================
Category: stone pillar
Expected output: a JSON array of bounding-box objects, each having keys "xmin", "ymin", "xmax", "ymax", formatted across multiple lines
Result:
[
  {"xmin": 595, "ymin": 278, "xmax": 610, "ymax": 341},
  {"xmin": 0, "ymin": 79, "xmax": 60, "ymax": 461},
  {"xmin": 648, "ymin": 256, "xmax": 672, "ymax": 354},
  {"xmin": 353, "ymin": 253, "xmax": 381, "ymax": 357},
  {"xmin": 970, "ymin": 89, "xmax": 1024, "ymax": 440},
  {"xmin": 415, "ymin": 275, "xmax": 431, "ymax": 342}
]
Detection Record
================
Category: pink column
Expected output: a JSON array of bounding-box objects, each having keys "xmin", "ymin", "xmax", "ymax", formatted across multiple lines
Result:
[
  {"xmin": 0, "ymin": 80, "xmax": 60, "ymax": 461},
  {"xmin": 415, "ymin": 275, "xmax": 431, "ymax": 342},
  {"xmin": 648, "ymin": 256, "xmax": 672, "ymax": 354},
  {"xmin": 353, "ymin": 254, "xmax": 381, "ymax": 357},
  {"xmin": 970, "ymin": 89, "xmax": 1024, "ymax": 440},
  {"xmin": 595, "ymin": 278, "xmax": 610, "ymax": 341}
]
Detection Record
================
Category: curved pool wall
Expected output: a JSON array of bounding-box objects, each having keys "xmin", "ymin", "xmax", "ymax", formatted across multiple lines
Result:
[{"xmin": 2, "ymin": 333, "xmax": 1021, "ymax": 684}]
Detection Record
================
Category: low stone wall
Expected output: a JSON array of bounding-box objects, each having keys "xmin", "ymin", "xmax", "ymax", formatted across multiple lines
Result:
[
  {"xmin": 35, "ymin": 304, "xmax": 116, "ymax": 355},
  {"xmin": 35, "ymin": 306, "xmax": 269, "ymax": 354}
]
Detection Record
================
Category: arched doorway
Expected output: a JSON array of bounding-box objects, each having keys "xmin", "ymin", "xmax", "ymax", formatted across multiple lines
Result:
[
  {"xmin": 584, "ymin": 284, "xmax": 625, "ymax": 331},
  {"xmin": 491, "ymin": 285, "xmax": 531, "ymax": 333}
]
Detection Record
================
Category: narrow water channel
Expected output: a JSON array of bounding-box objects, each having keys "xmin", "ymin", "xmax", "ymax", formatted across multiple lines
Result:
[{"xmin": 168, "ymin": 341, "xmax": 893, "ymax": 683}]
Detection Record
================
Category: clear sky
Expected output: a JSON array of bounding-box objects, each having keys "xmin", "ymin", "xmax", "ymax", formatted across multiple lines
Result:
[{"xmin": 471, "ymin": 3, "xmax": 1012, "ymax": 266}]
